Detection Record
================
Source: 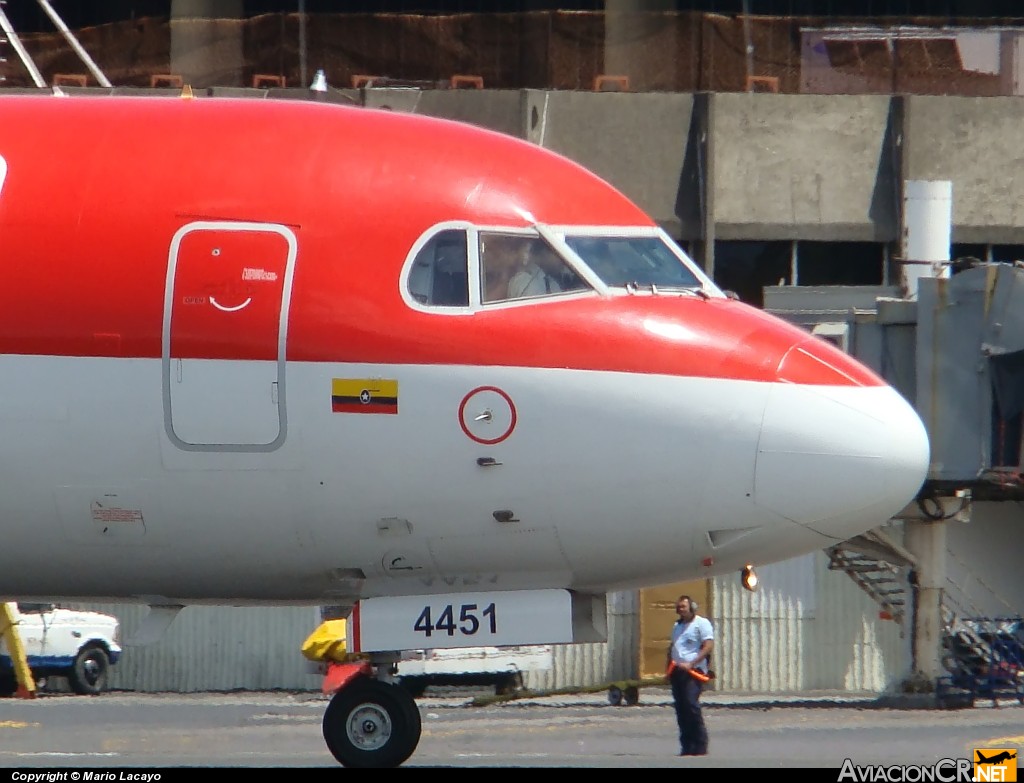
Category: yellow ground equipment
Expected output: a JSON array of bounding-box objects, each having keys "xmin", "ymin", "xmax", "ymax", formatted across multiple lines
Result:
[{"xmin": 0, "ymin": 602, "xmax": 36, "ymax": 698}]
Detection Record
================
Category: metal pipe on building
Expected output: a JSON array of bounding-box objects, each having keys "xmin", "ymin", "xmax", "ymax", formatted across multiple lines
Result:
[
  {"xmin": 171, "ymin": 0, "xmax": 244, "ymax": 88},
  {"xmin": 897, "ymin": 179, "xmax": 954, "ymax": 698},
  {"xmin": 901, "ymin": 179, "xmax": 952, "ymax": 299}
]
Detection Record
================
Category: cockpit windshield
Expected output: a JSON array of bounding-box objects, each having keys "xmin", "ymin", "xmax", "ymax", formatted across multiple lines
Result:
[
  {"xmin": 479, "ymin": 232, "xmax": 588, "ymax": 303},
  {"xmin": 404, "ymin": 226, "xmax": 717, "ymax": 311},
  {"xmin": 563, "ymin": 235, "xmax": 705, "ymax": 291}
]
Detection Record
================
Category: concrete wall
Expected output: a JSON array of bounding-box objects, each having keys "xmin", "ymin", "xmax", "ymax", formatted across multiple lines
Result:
[
  {"xmin": 904, "ymin": 96, "xmax": 1024, "ymax": 244},
  {"xmin": 49, "ymin": 86, "xmax": 1024, "ymax": 263},
  {"xmin": 410, "ymin": 89, "xmax": 1024, "ymax": 264},
  {"xmin": 520, "ymin": 89, "xmax": 700, "ymax": 238},
  {"xmin": 711, "ymin": 93, "xmax": 899, "ymax": 242}
]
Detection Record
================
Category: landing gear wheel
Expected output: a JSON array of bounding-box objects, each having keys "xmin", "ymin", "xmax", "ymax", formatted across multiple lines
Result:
[
  {"xmin": 322, "ymin": 679, "xmax": 422, "ymax": 768},
  {"xmin": 68, "ymin": 645, "xmax": 109, "ymax": 695},
  {"xmin": 495, "ymin": 672, "xmax": 523, "ymax": 696}
]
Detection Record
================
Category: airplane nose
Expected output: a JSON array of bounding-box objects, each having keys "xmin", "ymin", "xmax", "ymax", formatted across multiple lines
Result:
[{"xmin": 753, "ymin": 380, "xmax": 930, "ymax": 541}]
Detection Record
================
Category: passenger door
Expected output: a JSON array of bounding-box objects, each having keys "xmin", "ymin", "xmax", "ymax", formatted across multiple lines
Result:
[{"xmin": 163, "ymin": 221, "xmax": 296, "ymax": 451}]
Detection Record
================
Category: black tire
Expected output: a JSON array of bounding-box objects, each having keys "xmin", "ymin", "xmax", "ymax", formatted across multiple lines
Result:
[
  {"xmin": 68, "ymin": 645, "xmax": 110, "ymax": 695},
  {"xmin": 322, "ymin": 679, "xmax": 422, "ymax": 768},
  {"xmin": 608, "ymin": 685, "xmax": 622, "ymax": 706},
  {"xmin": 397, "ymin": 676, "xmax": 428, "ymax": 698},
  {"xmin": 495, "ymin": 672, "xmax": 523, "ymax": 696},
  {"xmin": 623, "ymin": 685, "xmax": 640, "ymax": 706}
]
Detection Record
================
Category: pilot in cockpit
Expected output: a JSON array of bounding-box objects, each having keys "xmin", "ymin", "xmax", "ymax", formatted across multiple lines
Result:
[
  {"xmin": 507, "ymin": 241, "xmax": 564, "ymax": 298},
  {"xmin": 481, "ymin": 235, "xmax": 525, "ymax": 303},
  {"xmin": 482, "ymin": 234, "xmax": 587, "ymax": 302}
]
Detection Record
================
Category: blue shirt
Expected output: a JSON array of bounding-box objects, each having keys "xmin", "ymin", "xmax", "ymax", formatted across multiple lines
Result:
[{"xmin": 670, "ymin": 615, "xmax": 714, "ymax": 673}]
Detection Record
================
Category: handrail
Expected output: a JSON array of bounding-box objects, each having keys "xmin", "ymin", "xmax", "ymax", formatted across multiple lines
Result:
[
  {"xmin": 35, "ymin": 0, "xmax": 111, "ymax": 87},
  {"xmin": 0, "ymin": 3, "xmax": 45, "ymax": 87}
]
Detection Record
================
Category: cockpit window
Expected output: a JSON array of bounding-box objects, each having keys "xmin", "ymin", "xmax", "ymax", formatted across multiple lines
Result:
[
  {"xmin": 564, "ymin": 235, "xmax": 704, "ymax": 290},
  {"xmin": 408, "ymin": 230, "xmax": 469, "ymax": 306},
  {"xmin": 479, "ymin": 232, "xmax": 588, "ymax": 303}
]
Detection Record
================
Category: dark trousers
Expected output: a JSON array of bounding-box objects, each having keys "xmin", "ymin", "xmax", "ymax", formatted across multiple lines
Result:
[{"xmin": 670, "ymin": 668, "xmax": 708, "ymax": 755}]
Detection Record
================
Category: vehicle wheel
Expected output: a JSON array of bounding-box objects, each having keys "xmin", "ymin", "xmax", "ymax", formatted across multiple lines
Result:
[
  {"xmin": 0, "ymin": 675, "xmax": 16, "ymax": 697},
  {"xmin": 623, "ymin": 685, "xmax": 640, "ymax": 706},
  {"xmin": 68, "ymin": 645, "xmax": 109, "ymax": 695},
  {"xmin": 322, "ymin": 678, "xmax": 421, "ymax": 768},
  {"xmin": 608, "ymin": 685, "xmax": 623, "ymax": 706},
  {"xmin": 495, "ymin": 672, "xmax": 522, "ymax": 696},
  {"xmin": 397, "ymin": 676, "xmax": 428, "ymax": 698}
]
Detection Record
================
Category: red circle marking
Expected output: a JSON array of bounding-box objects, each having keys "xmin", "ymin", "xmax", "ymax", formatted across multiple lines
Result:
[{"xmin": 458, "ymin": 386, "xmax": 517, "ymax": 445}]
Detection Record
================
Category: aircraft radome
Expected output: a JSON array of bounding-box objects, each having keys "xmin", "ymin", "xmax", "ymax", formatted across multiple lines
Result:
[{"xmin": 0, "ymin": 93, "xmax": 929, "ymax": 767}]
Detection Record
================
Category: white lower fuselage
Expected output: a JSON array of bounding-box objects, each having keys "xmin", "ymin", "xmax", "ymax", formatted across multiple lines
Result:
[{"xmin": 0, "ymin": 354, "xmax": 924, "ymax": 604}]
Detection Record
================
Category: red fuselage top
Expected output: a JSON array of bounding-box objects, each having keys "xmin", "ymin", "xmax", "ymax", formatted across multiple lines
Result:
[{"xmin": 0, "ymin": 95, "xmax": 881, "ymax": 386}]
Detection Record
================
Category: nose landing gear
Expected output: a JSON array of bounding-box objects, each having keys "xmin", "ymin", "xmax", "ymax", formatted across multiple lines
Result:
[{"xmin": 322, "ymin": 673, "xmax": 423, "ymax": 768}]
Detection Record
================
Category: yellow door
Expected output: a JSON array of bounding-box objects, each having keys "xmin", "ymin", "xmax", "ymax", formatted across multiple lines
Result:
[{"xmin": 638, "ymin": 580, "xmax": 710, "ymax": 681}]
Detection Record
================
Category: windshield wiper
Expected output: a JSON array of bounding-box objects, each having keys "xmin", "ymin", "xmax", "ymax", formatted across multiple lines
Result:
[{"xmin": 624, "ymin": 282, "xmax": 709, "ymax": 299}]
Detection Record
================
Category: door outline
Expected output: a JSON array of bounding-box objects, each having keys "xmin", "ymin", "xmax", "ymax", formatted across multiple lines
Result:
[{"xmin": 162, "ymin": 220, "xmax": 297, "ymax": 452}]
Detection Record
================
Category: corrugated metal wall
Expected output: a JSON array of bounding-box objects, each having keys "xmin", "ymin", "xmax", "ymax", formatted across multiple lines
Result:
[
  {"xmin": 59, "ymin": 598, "xmax": 638, "ymax": 694},
  {"xmin": 710, "ymin": 551, "xmax": 904, "ymax": 692},
  {"xmin": 62, "ymin": 557, "xmax": 903, "ymax": 694},
  {"xmin": 63, "ymin": 603, "xmax": 324, "ymax": 692},
  {"xmin": 524, "ymin": 590, "xmax": 639, "ymax": 691}
]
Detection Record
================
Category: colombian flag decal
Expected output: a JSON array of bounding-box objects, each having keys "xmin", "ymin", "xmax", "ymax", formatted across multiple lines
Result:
[{"xmin": 332, "ymin": 378, "xmax": 398, "ymax": 414}]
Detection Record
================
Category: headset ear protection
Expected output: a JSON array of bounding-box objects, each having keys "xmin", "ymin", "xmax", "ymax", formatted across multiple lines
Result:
[{"xmin": 690, "ymin": 600, "xmax": 698, "ymax": 611}]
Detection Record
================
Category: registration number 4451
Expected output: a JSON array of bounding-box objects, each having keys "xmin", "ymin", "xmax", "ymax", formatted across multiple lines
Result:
[
  {"xmin": 352, "ymin": 590, "xmax": 574, "ymax": 652},
  {"xmin": 413, "ymin": 602, "xmax": 496, "ymax": 638}
]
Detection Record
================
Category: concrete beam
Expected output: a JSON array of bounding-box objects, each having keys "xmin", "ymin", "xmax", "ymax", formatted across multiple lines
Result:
[
  {"xmin": 712, "ymin": 93, "xmax": 899, "ymax": 242},
  {"xmin": 521, "ymin": 90, "xmax": 698, "ymax": 238},
  {"xmin": 904, "ymin": 96, "xmax": 1024, "ymax": 244}
]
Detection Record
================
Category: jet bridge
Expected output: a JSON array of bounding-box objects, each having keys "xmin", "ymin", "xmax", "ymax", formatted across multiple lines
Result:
[
  {"xmin": 766, "ymin": 264, "xmax": 1024, "ymax": 497},
  {"xmin": 764, "ymin": 265, "xmax": 1024, "ymax": 702},
  {"xmin": 917, "ymin": 262, "xmax": 1024, "ymax": 494}
]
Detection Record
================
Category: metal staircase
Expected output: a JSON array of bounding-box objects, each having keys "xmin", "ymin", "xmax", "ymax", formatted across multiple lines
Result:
[
  {"xmin": 826, "ymin": 525, "xmax": 1024, "ymax": 704},
  {"xmin": 825, "ymin": 526, "xmax": 915, "ymax": 624},
  {"xmin": 940, "ymin": 603, "xmax": 991, "ymax": 674}
]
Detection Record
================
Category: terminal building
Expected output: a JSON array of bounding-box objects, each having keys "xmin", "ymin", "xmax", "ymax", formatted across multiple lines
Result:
[{"xmin": 2, "ymin": 1, "xmax": 1022, "ymax": 703}]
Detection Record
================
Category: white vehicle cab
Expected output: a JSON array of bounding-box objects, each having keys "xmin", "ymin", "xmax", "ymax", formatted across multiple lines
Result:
[{"xmin": 0, "ymin": 602, "xmax": 121, "ymax": 696}]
